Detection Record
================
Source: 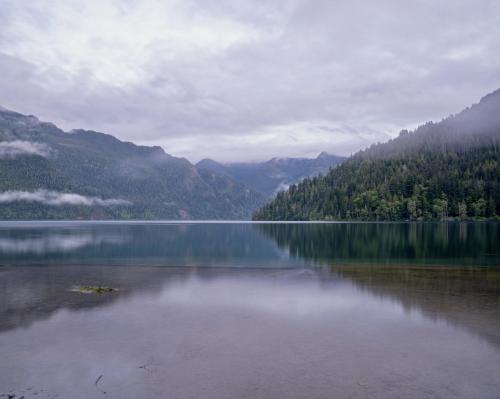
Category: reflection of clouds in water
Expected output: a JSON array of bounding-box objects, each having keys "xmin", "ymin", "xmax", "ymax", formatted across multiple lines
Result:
[
  {"xmin": 0, "ymin": 233, "xmax": 126, "ymax": 254},
  {"xmin": 160, "ymin": 275, "xmax": 406, "ymax": 320}
]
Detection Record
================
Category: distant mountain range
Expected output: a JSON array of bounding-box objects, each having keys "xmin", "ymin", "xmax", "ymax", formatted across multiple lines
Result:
[
  {"xmin": 254, "ymin": 89, "xmax": 500, "ymax": 221},
  {"xmin": 6, "ymin": 86, "xmax": 498, "ymax": 223},
  {"xmin": 0, "ymin": 108, "xmax": 344, "ymax": 219},
  {"xmin": 197, "ymin": 152, "xmax": 345, "ymax": 197},
  {"xmin": 0, "ymin": 108, "xmax": 267, "ymax": 219}
]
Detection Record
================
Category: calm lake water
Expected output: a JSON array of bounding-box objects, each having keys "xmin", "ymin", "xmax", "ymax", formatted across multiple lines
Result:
[{"xmin": 0, "ymin": 222, "xmax": 499, "ymax": 398}]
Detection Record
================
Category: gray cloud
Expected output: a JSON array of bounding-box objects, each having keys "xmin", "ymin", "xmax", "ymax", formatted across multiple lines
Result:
[
  {"xmin": 0, "ymin": 190, "xmax": 131, "ymax": 206},
  {"xmin": 0, "ymin": 140, "xmax": 51, "ymax": 158},
  {"xmin": 0, "ymin": 0, "xmax": 499, "ymax": 162}
]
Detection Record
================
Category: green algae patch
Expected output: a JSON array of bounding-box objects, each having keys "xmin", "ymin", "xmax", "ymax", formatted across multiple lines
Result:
[{"xmin": 71, "ymin": 285, "xmax": 117, "ymax": 294}]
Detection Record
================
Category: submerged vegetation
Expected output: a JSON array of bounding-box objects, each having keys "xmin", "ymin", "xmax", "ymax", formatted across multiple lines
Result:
[{"xmin": 73, "ymin": 285, "xmax": 116, "ymax": 294}]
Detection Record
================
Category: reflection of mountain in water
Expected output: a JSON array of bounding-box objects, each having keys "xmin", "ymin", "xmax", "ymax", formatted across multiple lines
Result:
[
  {"xmin": 261, "ymin": 222, "xmax": 500, "ymax": 347},
  {"xmin": 2, "ymin": 222, "xmax": 500, "ymax": 350},
  {"xmin": 0, "ymin": 222, "xmax": 305, "ymax": 332},
  {"xmin": 331, "ymin": 265, "xmax": 500, "ymax": 347},
  {"xmin": 0, "ymin": 265, "xmax": 265, "ymax": 333},
  {"xmin": 0, "ymin": 265, "xmax": 165, "ymax": 332},
  {"xmin": 259, "ymin": 222, "xmax": 500, "ymax": 266},
  {"xmin": 2, "ymin": 263, "xmax": 500, "ymax": 350},
  {"xmin": 0, "ymin": 223, "xmax": 300, "ymax": 267}
]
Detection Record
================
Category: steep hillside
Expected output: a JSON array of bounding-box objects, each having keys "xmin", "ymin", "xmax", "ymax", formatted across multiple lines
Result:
[
  {"xmin": 197, "ymin": 152, "xmax": 345, "ymax": 197},
  {"xmin": 253, "ymin": 89, "xmax": 500, "ymax": 221},
  {"xmin": 0, "ymin": 108, "xmax": 265, "ymax": 219}
]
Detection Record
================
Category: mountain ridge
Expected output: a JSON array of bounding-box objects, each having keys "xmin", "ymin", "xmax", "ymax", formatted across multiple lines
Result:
[
  {"xmin": 197, "ymin": 152, "xmax": 346, "ymax": 197},
  {"xmin": 253, "ymin": 89, "xmax": 500, "ymax": 221},
  {"xmin": 0, "ymin": 107, "xmax": 266, "ymax": 219}
]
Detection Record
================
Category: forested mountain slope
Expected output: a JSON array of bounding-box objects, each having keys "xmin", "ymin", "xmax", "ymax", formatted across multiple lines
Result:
[
  {"xmin": 197, "ymin": 152, "xmax": 345, "ymax": 197},
  {"xmin": 0, "ymin": 108, "xmax": 265, "ymax": 219},
  {"xmin": 253, "ymin": 89, "xmax": 500, "ymax": 221}
]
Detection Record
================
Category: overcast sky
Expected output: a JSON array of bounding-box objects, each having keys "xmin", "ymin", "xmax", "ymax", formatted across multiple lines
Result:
[{"xmin": 0, "ymin": 0, "xmax": 499, "ymax": 162}]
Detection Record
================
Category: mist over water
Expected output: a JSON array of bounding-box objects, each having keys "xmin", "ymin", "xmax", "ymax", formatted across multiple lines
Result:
[{"xmin": 0, "ymin": 222, "xmax": 499, "ymax": 399}]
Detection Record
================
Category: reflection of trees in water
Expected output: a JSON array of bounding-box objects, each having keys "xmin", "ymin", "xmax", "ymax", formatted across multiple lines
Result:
[
  {"xmin": 260, "ymin": 222, "xmax": 500, "ymax": 346},
  {"xmin": 330, "ymin": 265, "xmax": 500, "ymax": 347},
  {"xmin": 259, "ymin": 222, "xmax": 500, "ymax": 265}
]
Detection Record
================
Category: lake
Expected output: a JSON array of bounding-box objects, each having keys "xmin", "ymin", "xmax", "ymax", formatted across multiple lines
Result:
[{"xmin": 1, "ymin": 221, "xmax": 499, "ymax": 398}]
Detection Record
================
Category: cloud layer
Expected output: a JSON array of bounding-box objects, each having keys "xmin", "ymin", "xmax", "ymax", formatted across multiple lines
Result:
[
  {"xmin": 0, "ymin": 190, "xmax": 131, "ymax": 206},
  {"xmin": 0, "ymin": 0, "xmax": 499, "ymax": 161},
  {"xmin": 0, "ymin": 140, "xmax": 51, "ymax": 159}
]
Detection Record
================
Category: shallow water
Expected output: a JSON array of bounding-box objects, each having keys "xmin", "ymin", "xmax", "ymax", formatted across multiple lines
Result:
[{"xmin": 0, "ymin": 222, "xmax": 499, "ymax": 398}]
